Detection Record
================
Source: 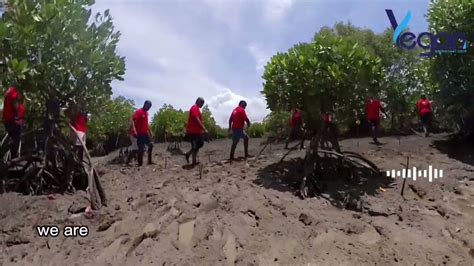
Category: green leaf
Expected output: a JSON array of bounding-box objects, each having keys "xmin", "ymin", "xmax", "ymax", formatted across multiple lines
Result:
[
  {"xmin": 11, "ymin": 59, "xmax": 19, "ymax": 69},
  {"xmin": 32, "ymin": 14, "xmax": 42, "ymax": 22},
  {"xmin": 19, "ymin": 59, "xmax": 28, "ymax": 70}
]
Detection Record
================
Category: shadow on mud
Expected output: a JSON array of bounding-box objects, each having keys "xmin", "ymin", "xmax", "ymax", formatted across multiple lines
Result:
[
  {"xmin": 255, "ymin": 158, "xmax": 394, "ymax": 212},
  {"xmin": 432, "ymin": 137, "xmax": 474, "ymax": 167}
]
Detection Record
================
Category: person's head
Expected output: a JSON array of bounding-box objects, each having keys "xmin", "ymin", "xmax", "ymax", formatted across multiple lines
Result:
[
  {"xmin": 238, "ymin": 100, "xmax": 247, "ymax": 109},
  {"xmin": 67, "ymin": 103, "xmax": 78, "ymax": 114},
  {"xmin": 370, "ymin": 91, "xmax": 380, "ymax": 99},
  {"xmin": 421, "ymin": 94, "xmax": 426, "ymax": 100},
  {"xmin": 143, "ymin": 100, "xmax": 152, "ymax": 111},
  {"xmin": 195, "ymin": 97, "xmax": 205, "ymax": 108}
]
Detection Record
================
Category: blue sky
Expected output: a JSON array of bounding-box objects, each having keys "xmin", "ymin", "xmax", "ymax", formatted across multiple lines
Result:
[{"xmin": 93, "ymin": 0, "xmax": 430, "ymax": 126}]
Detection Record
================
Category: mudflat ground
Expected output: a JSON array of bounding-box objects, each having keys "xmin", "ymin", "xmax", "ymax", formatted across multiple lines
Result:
[{"xmin": 1, "ymin": 134, "xmax": 474, "ymax": 265}]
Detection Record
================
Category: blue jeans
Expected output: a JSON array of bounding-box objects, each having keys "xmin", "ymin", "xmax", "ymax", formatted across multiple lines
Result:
[
  {"xmin": 232, "ymin": 128, "xmax": 248, "ymax": 142},
  {"xmin": 137, "ymin": 134, "xmax": 153, "ymax": 154}
]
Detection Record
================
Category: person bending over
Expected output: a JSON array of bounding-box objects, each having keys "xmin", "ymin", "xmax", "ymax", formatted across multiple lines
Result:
[
  {"xmin": 70, "ymin": 105, "xmax": 88, "ymax": 162},
  {"xmin": 2, "ymin": 85, "xmax": 25, "ymax": 159},
  {"xmin": 416, "ymin": 94, "xmax": 433, "ymax": 137},
  {"xmin": 285, "ymin": 107, "xmax": 305, "ymax": 150}
]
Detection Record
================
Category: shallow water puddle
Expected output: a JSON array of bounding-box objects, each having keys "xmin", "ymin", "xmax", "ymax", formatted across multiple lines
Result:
[
  {"xmin": 178, "ymin": 219, "xmax": 195, "ymax": 246},
  {"xmin": 223, "ymin": 234, "xmax": 237, "ymax": 264},
  {"xmin": 454, "ymin": 196, "xmax": 474, "ymax": 228}
]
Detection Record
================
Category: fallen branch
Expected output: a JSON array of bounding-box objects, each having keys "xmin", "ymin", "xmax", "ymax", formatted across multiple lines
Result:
[
  {"xmin": 257, "ymin": 140, "xmax": 271, "ymax": 158},
  {"xmin": 279, "ymin": 142, "xmax": 302, "ymax": 163}
]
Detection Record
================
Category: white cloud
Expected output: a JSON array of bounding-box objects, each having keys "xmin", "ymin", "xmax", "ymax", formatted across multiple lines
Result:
[
  {"xmin": 263, "ymin": 0, "xmax": 294, "ymax": 23},
  {"xmin": 247, "ymin": 43, "xmax": 273, "ymax": 73},
  {"xmin": 207, "ymin": 88, "xmax": 269, "ymax": 126},
  {"xmin": 202, "ymin": 0, "xmax": 243, "ymax": 32}
]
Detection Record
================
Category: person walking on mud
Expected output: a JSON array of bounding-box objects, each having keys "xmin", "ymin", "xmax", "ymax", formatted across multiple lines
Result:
[
  {"xmin": 367, "ymin": 95, "xmax": 386, "ymax": 145},
  {"xmin": 132, "ymin": 100, "xmax": 154, "ymax": 166},
  {"xmin": 285, "ymin": 106, "xmax": 305, "ymax": 150},
  {"xmin": 184, "ymin": 97, "xmax": 207, "ymax": 167},
  {"xmin": 2, "ymin": 84, "xmax": 25, "ymax": 159},
  {"xmin": 416, "ymin": 94, "xmax": 433, "ymax": 137},
  {"xmin": 320, "ymin": 108, "xmax": 341, "ymax": 153},
  {"xmin": 229, "ymin": 100, "xmax": 252, "ymax": 161}
]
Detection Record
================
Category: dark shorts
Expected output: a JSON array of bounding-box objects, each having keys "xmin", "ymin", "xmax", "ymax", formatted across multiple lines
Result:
[
  {"xmin": 137, "ymin": 134, "xmax": 153, "ymax": 149},
  {"xmin": 369, "ymin": 119, "xmax": 380, "ymax": 128},
  {"xmin": 232, "ymin": 128, "xmax": 248, "ymax": 142},
  {"xmin": 185, "ymin": 133, "xmax": 204, "ymax": 151},
  {"xmin": 289, "ymin": 126, "xmax": 303, "ymax": 139},
  {"xmin": 420, "ymin": 112, "xmax": 432, "ymax": 125},
  {"xmin": 4, "ymin": 121, "xmax": 22, "ymax": 141},
  {"xmin": 323, "ymin": 121, "xmax": 338, "ymax": 135}
]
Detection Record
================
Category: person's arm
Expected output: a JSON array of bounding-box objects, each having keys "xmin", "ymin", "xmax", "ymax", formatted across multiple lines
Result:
[
  {"xmin": 194, "ymin": 116, "xmax": 207, "ymax": 133},
  {"xmin": 148, "ymin": 127, "xmax": 153, "ymax": 138},
  {"xmin": 12, "ymin": 99, "xmax": 20, "ymax": 120},
  {"xmin": 130, "ymin": 116, "xmax": 137, "ymax": 136},
  {"xmin": 380, "ymin": 103, "xmax": 387, "ymax": 116},
  {"xmin": 299, "ymin": 114, "xmax": 304, "ymax": 130},
  {"xmin": 228, "ymin": 115, "xmax": 233, "ymax": 132}
]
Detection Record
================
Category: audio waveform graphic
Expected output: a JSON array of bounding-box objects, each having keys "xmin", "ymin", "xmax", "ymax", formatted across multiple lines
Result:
[{"xmin": 386, "ymin": 165, "xmax": 443, "ymax": 182}]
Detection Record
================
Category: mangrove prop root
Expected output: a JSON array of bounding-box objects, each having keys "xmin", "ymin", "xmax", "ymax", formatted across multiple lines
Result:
[{"xmin": 0, "ymin": 121, "xmax": 107, "ymax": 210}]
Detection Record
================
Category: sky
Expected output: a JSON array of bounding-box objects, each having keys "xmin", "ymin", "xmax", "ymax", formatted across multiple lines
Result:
[{"xmin": 92, "ymin": 0, "xmax": 430, "ymax": 126}]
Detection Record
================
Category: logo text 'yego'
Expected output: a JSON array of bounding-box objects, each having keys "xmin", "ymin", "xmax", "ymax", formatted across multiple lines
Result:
[{"xmin": 385, "ymin": 9, "xmax": 468, "ymax": 57}]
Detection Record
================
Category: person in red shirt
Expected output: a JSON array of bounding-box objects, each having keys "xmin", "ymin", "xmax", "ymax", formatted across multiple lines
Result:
[
  {"xmin": 2, "ymin": 85, "xmax": 25, "ymax": 159},
  {"xmin": 366, "ymin": 96, "xmax": 386, "ymax": 145},
  {"xmin": 228, "ymin": 100, "xmax": 252, "ymax": 160},
  {"xmin": 184, "ymin": 97, "xmax": 207, "ymax": 166},
  {"xmin": 320, "ymin": 108, "xmax": 340, "ymax": 152},
  {"xmin": 416, "ymin": 94, "xmax": 433, "ymax": 137},
  {"xmin": 70, "ymin": 106, "xmax": 88, "ymax": 162},
  {"xmin": 126, "ymin": 116, "xmax": 138, "ymax": 165},
  {"xmin": 285, "ymin": 107, "xmax": 305, "ymax": 149},
  {"xmin": 132, "ymin": 100, "xmax": 154, "ymax": 166}
]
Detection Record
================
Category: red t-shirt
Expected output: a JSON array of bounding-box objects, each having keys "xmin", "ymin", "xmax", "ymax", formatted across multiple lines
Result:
[
  {"xmin": 367, "ymin": 99, "xmax": 382, "ymax": 120},
  {"xmin": 231, "ymin": 106, "xmax": 248, "ymax": 129},
  {"xmin": 72, "ymin": 112, "xmax": 87, "ymax": 132},
  {"xmin": 18, "ymin": 103, "xmax": 25, "ymax": 118},
  {"xmin": 416, "ymin": 99, "xmax": 432, "ymax": 116},
  {"xmin": 186, "ymin": 104, "xmax": 203, "ymax": 134},
  {"xmin": 133, "ymin": 108, "xmax": 149, "ymax": 135},
  {"xmin": 290, "ymin": 110, "xmax": 302, "ymax": 127},
  {"xmin": 322, "ymin": 113, "xmax": 331, "ymax": 123},
  {"xmin": 3, "ymin": 86, "xmax": 20, "ymax": 122}
]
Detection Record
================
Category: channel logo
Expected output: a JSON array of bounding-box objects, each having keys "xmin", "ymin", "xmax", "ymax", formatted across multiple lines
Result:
[
  {"xmin": 385, "ymin": 9, "xmax": 468, "ymax": 57},
  {"xmin": 386, "ymin": 165, "xmax": 443, "ymax": 182}
]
